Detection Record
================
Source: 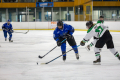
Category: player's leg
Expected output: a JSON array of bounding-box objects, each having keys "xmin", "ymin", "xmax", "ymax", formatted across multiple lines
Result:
[
  {"xmin": 67, "ymin": 36, "xmax": 79, "ymax": 60},
  {"xmin": 94, "ymin": 38, "xmax": 106, "ymax": 64},
  {"xmin": 106, "ymin": 39, "xmax": 120, "ymax": 60},
  {"xmin": 61, "ymin": 43, "xmax": 66, "ymax": 61},
  {"xmin": 59, "ymin": 37, "xmax": 66, "ymax": 61},
  {"xmin": 93, "ymin": 47, "xmax": 101, "ymax": 64},
  {"xmin": 8, "ymin": 32, "xmax": 13, "ymax": 42},
  {"xmin": 3, "ymin": 30, "xmax": 7, "ymax": 41}
]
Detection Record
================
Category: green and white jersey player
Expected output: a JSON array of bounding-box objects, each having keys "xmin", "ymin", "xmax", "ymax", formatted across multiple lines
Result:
[
  {"xmin": 80, "ymin": 20, "xmax": 120, "ymax": 64},
  {"xmin": 85, "ymin": 16, "xmax": 107, "ymax": 51}
]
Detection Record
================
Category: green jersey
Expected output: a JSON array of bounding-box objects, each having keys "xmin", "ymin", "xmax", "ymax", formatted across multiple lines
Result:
[{"xmin": 83, "ymin": 21, "xmax": 108, "ymax": 42}]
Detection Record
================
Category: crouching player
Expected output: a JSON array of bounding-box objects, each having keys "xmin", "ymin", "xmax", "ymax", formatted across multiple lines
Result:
[
  {"xmin": 2, "ymin": 20, "xmax": 14, "ymax": 42},
  {"xmin": 53, "ymin": 21, "xmax": 79, "ymax": 61}
]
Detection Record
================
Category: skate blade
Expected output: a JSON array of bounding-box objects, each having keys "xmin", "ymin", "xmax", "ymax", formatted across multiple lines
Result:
[{"xmin": 93, "ymin": 62, "xmax": 101, "ymax": 65}]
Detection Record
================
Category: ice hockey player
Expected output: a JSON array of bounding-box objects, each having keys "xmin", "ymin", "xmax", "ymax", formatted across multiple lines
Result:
[
  {"xmin": 80, "ymin": 21, "xmax": 120, "ymax": 64},
  {"xmin": 53, "ymin": 20, "xmax": 79, "ymax": 61},
  {"xmin": 2, "ymin": 20, "xmax": 14, "ymax": 42},
  {"xmin": 86, "ymin": 16, "xmax": 105, "ymax": 51}
]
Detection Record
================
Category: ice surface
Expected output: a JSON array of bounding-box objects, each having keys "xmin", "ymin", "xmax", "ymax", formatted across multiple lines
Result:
[{"xmin": 0, "ymin": 30, "xmax": 120, "ymax": 80}]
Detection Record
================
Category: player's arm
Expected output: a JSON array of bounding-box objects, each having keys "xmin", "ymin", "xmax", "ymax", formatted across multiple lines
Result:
[
  {"xmin": 53, "ymin": 31, "xmax": 62, "ymax": 46},
  {"xmin": 85, "ymin": 37, "xmax": 98, "ymax": 51},
  {"xmin": 80, "ymin": 29, "xmax": 96, "ymax": 46},
  {"xmin": 9, "ymin": 24, "xmax": 14, "ymax": 33},
  {"xmin": 68, "ymin": 25, "xmax": 74, "ymax": 35},
  {"xmin": 65, "ymin": 24, "xmax": 74, "ymax": 39},
  {"xmin": 2, "ymin": 24, "xmax": 6, "ymax": 30},
  {"xmin": 53, "ymin": 31, "xmax": 59, "ymax": 41}
]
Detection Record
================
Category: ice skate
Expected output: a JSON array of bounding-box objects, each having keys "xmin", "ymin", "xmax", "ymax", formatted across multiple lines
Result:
[
  {"xmin": 5, "ymin": 38, "xmax": 7, "ymax": 41},
  {"xmin": 75, "ymin": 53, "xmax": 79, "ymax": 60},
  {"xmin": 9, "ymin": 40, "xmax": 13, "ymax": 42},
  {"xmin": 63, "ymin": 56, "xmax": 66, "ymax": 61},
  {"xmin": 93, "ymin": 56, "xmax": 101, "ymax": 65}
]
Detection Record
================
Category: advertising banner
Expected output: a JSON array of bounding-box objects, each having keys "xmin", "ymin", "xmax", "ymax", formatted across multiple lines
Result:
[{"xmin": 36, "ymin": 2, "xmax": 53, "ymax": 7}]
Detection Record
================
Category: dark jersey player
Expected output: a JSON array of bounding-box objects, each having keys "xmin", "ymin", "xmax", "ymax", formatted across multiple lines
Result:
[{"xmin": 53, "ymin": 21, "xmax": 79, "ymax": 61}]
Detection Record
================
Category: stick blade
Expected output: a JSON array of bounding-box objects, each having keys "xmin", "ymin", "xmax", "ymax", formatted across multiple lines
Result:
[
  {"xmin": 41, "ymin": 63, "xmax": 46, "ymax": 65},
  {"xmin": 38, "ymin": 55, "xmax": 43, "ymax": 59},
  {"xmin": 24, "ymin": 30, "xmax": 29, "ymax": 34}
]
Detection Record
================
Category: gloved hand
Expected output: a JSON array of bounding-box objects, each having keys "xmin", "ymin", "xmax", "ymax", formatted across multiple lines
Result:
[
  {"xmin": 2, "ymin": 27, "xmax": 6, "ymax": 30},
  {"xmin": 10, "ymin": 29, "xmax": 14, "ymax": 33},
  {"xmin": 80, "ymin": 40, "xmax": 85, "ymax": 46},
  {"xmin": 86, "ymin": 45, "xmax": 90, "ymax": 51},
  {"xmin": 57, "ymin": 41, "xmax": 62, "ymax": 46},
  {"xmin": 65, "ymin": 34, "xmax": 72, "ymax": 39}
]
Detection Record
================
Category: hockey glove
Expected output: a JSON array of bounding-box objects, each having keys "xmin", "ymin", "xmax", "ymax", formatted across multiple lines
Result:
[
  {"xmin": 80, "ymin": 40, "xmax": 85, "ymax": 46},
  {"xmin": 57, "ymin": 41, "xmax": 62, "ymax": 46},
  {"xmin": 2, "ymin": 27, "xmax": 6, "ymax": 31},
  {"xmin": 65, "ymin": 34, "xmax": 72, "ymax": 39},
  {"xmin": 10, "ymin": 29, "xmax": 14, "ymax": 33}
]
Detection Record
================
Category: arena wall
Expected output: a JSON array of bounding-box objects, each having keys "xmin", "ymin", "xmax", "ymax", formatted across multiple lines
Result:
[{"xmin": 0, "ymin": 21, "xmax": 120, "ymax": 31}]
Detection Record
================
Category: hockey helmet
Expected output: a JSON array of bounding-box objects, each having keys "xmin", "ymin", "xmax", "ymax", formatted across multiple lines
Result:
[
  {"xmin": 57, "ymin": 20, "xmax": 63, "ymax": 27},
  {"xmin": 86, "ymin": 21, "xmax": 93, "ymax": 27}
]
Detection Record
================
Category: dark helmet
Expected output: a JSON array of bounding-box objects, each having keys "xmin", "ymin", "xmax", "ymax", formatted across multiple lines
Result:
[
  {"xmin": 86, "ymin": 21, "xmax": 93, "ymax": 28},
  {"xmin": 57, "ymin": 20, "xmax": 63, "ymax": 26},
  {"xmin": 7, "ymin": 19, "xmax": 11, "ymax": 22},
  {"xmin": 99, "ymin": 15, "xmax": 104, "ymax": 18}
]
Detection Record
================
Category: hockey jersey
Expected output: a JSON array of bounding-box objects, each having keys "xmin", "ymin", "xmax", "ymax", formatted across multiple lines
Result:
[
  {"xmin": 53, "ymin": 23, "xmax": 74, "ymax": 41},
  {"xmin": 2, "ymin": 23, "xmax": 13, "ymax": 30},
  {"xmin": 83, "ymin": 21, "xmax": 108, "ymax": 42}
]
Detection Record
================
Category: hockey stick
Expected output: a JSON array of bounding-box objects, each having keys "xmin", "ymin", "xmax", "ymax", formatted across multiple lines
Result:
[
  {"xmin": 13, "ymin": 30, "xmax": 29, "ymax": 34},
  {"xmin": 38, "ymin": 38, "xmax": 67, "ymax": 59},
  {"xmin": 41, "ymin": 45, "xmax": 80, "ymax": 64}
]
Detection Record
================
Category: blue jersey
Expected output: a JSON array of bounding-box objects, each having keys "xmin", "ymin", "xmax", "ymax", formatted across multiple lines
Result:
[
  {"xmin": 2, "ymin": 23, "xmax": 13, "ymax": 30},
  {"xmin": 53, "ymin": 24, "xmax": 74, "ymax": 41}
]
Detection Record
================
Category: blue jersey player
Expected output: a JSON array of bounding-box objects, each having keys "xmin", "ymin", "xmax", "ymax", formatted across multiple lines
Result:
[
  {"xmin": 2, "ymin": 20, "xmax": 14, "ymax": 42},
  {"xmin": 53, "ymin": 21, "xmax": 79, "ymax": 61}
]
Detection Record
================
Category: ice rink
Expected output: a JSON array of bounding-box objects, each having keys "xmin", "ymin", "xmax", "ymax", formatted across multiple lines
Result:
[{"xmin": 0, "ymin": 30, "xmax": 120, "ymax": 80}]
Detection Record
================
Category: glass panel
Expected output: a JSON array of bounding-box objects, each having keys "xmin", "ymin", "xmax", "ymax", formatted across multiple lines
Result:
[
  {"xmin": 69, "ymin": 0, "xmax": 74, "ymax": 1},
  {"xmin": 2, "ymin": 0, "xmax": 18, "ymax": 2},
  {"xmin": 75, "ymin": 6, "xmax": 78, "ymax": 15},
  {"xmin": 8, "ymin": 8, "xmax": 17, "ymax": 22},
  {"xmin": 36, "ymin": 8, "xmax": 42, "ymax": 21},
  {"xmin": 28, "ymin": 8, "xmax": 35, "ymax": 22},
  {"xmin": 61, "ymin": 7, "xmax": 67, "ymax": 21},
  {"xmin": 79, "ymin": 5, "xmax": 83, "ymax": 14},
  {"xmin": 86, "ymin": 6, "xmax": 91, "ymax": 14},
  {"xmin": 18, "ymin": 8, "xmax": 35, "ymax": 22},
  {"xmin": 93, "ymin": 10, "xmax": 100, "ymax": 21},
  {"xmin": 53, "ymin": 7, "xmax": 60, "ymax": 21},
  {"xmin": 18, "ymin": 8, "xmax": 26, "ymax": 22},
  {"xmin": 44, "ymin": 7, "xmax": 51, "ymax": 21},
  {"xmin": 103, "ymin": 0, "xmax": 118, "ymax": 1},
  {"xmin": 103, "ymin": 10, "xmax": 117, "ymax": 20},
  {"xmin": 93, "ymin": 0, "xmax": 102, "ymax": 1},
  {"xmin": 53, "ymin": 0, "xmax": 67, "ymax": 2},
  {"xmin": 19, "ymin": 0, "xmax": 35, "ymax": 2},
  {"xmin": 0, "ymin": 8, "xmax": 6, "ymax": 22},
  {"xmin": 68, "ymin": 7, "xmax": 74, "ymax": 21},
  {"xmin": 36, "ymin": 0, "xmax": 51, "ymax": 2}
]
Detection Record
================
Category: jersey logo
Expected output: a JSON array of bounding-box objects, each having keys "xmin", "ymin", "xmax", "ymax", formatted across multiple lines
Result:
[{"xmin": 57, "ymin": 31, "xmax": 60, "ymax": 34}]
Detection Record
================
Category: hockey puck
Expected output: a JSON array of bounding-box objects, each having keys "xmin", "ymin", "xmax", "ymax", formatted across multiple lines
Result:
[{"xmin": 37, "ymin": 62, "xmax": 38, "ymax": 65}]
